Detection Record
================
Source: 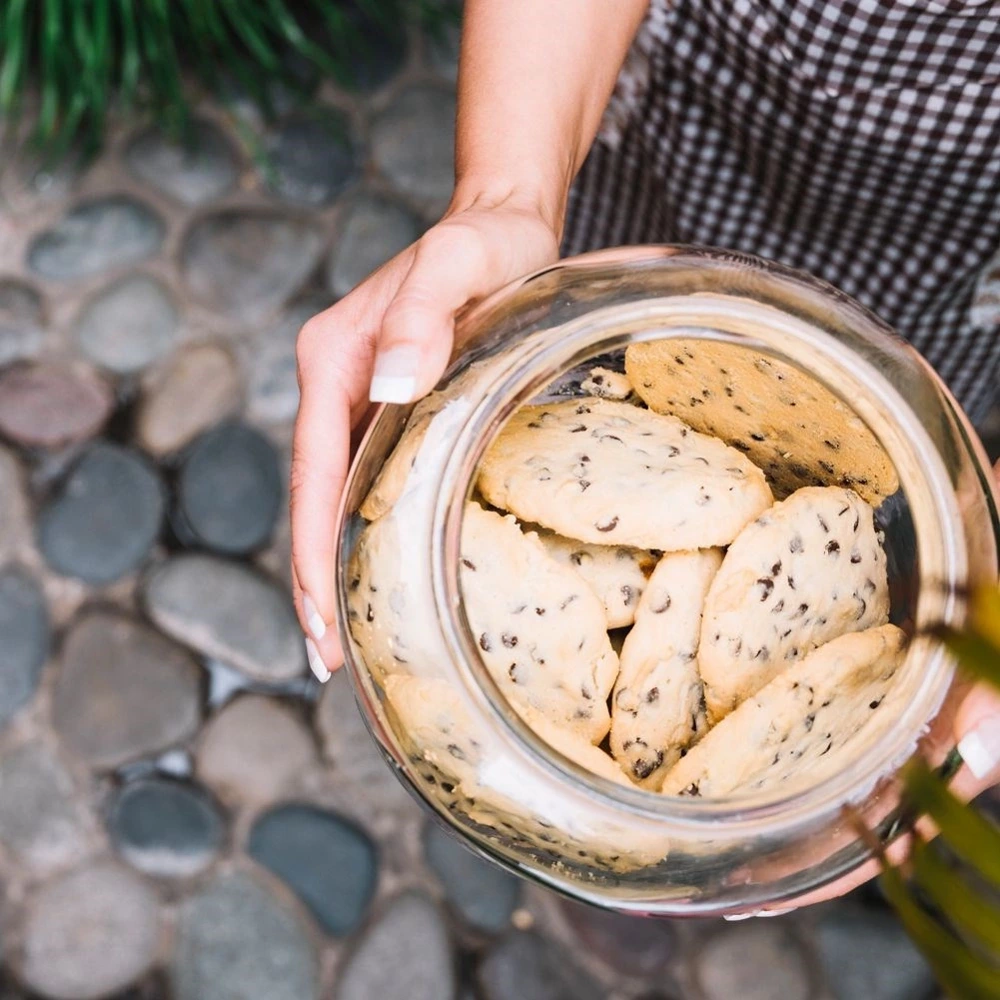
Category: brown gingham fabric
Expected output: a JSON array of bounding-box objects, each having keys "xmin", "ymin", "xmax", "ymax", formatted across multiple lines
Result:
[{"xmin": 564, "ymin": 0, "xmax": 1000, "ymax": 424}]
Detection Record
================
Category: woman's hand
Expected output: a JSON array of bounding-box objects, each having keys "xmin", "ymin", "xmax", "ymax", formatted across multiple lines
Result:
[{"xmin": 290, "ymin": 195, "xmax": 560, "ymax": 680}]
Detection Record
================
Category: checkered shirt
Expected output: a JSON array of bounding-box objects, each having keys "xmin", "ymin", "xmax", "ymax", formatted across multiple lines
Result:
[{"xmin": 564, "ymin": 0, "xmax": 1000, "ymax": 424}]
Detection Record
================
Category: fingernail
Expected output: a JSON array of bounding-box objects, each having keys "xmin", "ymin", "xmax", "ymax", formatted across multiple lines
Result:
[
  {"xmin": 959, "ymin": 717, "xmax": 1000, "ymax": 778},
  {"xmin": 302, "ymin": 593, "xmax": 327, "ymax": 641},
  {"xmin": 370, "ymin": 346, "xmax": 420, "ymax": 404},
  {"xmin": 305, "ymin": 637, "xmax": 331, "ymax": 683},
  {"xmin": 756, "ymin": 907, "xmax": 793, "ymax": 918}
]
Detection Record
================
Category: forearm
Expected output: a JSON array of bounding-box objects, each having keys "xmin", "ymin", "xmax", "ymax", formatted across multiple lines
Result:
[{"xmin": 451, "ymin": 0, "xmax": 649, "ymax": 236}]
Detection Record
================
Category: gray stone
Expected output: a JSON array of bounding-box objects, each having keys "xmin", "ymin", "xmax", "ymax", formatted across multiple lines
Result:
[
  {"xmin": 336, "ymin": 891, "xmax": 456, "ymax": 1000},
  {"xmin": 181, "ymin": 210, "xmax": 324, "ymax": 323},
  {"xmin": 204, "ymin": 658, "xmax": 253, "ymax": 707},
  {"xmin": 264, "ymin": 112, "xmax": 360, "ymax": 207},
  {"xmin": 249, "ymin": 804, "xmax": 378, "ymax": 936},
  {"xmin": 22, "ymin": 861, "xmax": 160, "ymax": 1000},
  {"xmin": 371, "ymin": 86, "xmax": 456, "ymax": 212},
  {"xmin": 0, "ymin": 566, "xmax": 48, "ymax": 730},
  {"xmin": 175, "ymin": 422, "xmax": 282, "ymax": 555},
  {"xmin": 52, "ymin": 611, "xmax": 202, "ymax": 768},
  {"xmin": 694, "ymin": 923, "xmax": 813, "ymax": 1000},
  {"xmin": 74, "ymin": 274, "xmax": 178, "ymax": 374},
  {"xmin": 816, "ymin": 903, "xmax": 936, "ymax": 1000},
  {"xmin": 195, "ymin": 694, "xmax": 316, "ymax": 807},
  {"xmin": 0, "ymin": 741, "xmax": 88, "ymax": 869},
  {"xmin": 38, "ymin": 443, "xmax": 165, "ymax": 584},
  {"xmin": 316, "ymin": 667, "xmax": 413, "ymax": 815},
  {"xmin": 477, "ymin": 932, "xmax": 604, "ymax": 1000},
  {"xmin": 136, "ymin": 343, "xmax": 243, "ymax": 457},
  {"xmin": 426, "ymin": 18, "xmax": 461, "ymax": 83},
  {"xmin": 173, "ymin": 871, "xmax": 319, "ymax": 1000},
  {"xmin": 422, "ymin": 822, "xmax": 521, "ymax": 933},
  {"xmin": 143, "ymin": 554, "xmax": 306, "ymax": 681},
  {"xmin": 0, "ymin": 279, "xmax": 45, "ymax": 366},
  {"xmin": 27, "ymin": 196, "xmax": 165, "ymax": 282},
  {"xmin": 326, "ymin": 194, "xmax": 422, "ymax": 299},
  {"xmin": 0, "ymin": 362, "xmax": 113, "ymax": 448},
  {"xmin": 338, "ymin": 5, "xmax": 408, "ymax": 92},
  {"xmin": 557, "ymin": 898, "xmax": 678, "ymax": 978},
  {"xmin": 125, "ymin": 120, "xmax": 239, "ymax": 205},
  {"xmin": 0, "ymin": 447, "xmax": 31, "ymax": 561},
  {"xmin": 108, "ymin": 777, "xmax": 225, "ymax": 877},
  {"xmin": 247, "ymin": 299, "xmax": 321, "ymax": 425}
]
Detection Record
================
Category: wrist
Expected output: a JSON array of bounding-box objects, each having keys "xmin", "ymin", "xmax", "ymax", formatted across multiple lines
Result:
[{"xmin": 448, "ymin": 171, "xmax": 570, "ymax": 241}]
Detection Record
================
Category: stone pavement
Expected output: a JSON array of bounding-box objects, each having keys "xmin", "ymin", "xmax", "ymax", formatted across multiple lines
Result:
[{"xmin": 0, "ymin": 18, "xmax": 978, "ymax": 1000}]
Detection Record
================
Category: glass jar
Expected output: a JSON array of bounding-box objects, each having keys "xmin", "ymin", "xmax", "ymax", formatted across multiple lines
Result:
[{"xmin": 336, "ymin": 246, "xmax": 1000, "ymax": 917}]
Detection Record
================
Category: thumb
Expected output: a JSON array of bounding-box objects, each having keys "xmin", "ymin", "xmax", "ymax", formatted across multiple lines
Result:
[{"xmin": 369, "ymin": 225, "xmax": 493, "ymax": 404}]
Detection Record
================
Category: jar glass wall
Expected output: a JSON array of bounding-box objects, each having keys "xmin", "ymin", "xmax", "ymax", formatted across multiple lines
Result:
[{"xmin": 336, "ymin": 247, "xmax": 1000, "ymax": 916}]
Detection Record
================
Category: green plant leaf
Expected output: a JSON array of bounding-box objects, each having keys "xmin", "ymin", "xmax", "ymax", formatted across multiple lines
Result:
[{"xmin": 904, "ymin": 763, "xmax": 1000, "ymax": 887}]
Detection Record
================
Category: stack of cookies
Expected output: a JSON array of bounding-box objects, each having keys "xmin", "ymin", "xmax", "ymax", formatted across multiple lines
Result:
[
  {"xmin": 460, "ymin": 340, "xmax": 904, "ymax": 799},
  {"xmin": 351, "ymin": 338, "xmax": 907, "ymax": 803}
]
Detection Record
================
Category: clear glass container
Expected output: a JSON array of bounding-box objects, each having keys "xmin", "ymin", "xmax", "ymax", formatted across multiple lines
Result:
[{"xmin": 336, "ymin": 246, "xmax": 1000, "ymax": 916}]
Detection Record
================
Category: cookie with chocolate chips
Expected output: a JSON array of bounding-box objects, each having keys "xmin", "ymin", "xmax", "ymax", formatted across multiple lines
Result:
[
  {"xmin": 624, "ymin": 339, "xmax": 898, "ymax": 504},
  {"xmin": 610, "ymin": 548, "xmax": 723, "ymax": 788},
  {"xmin": 460, "ymin": 501, "xmax": 619, "ymax": 744},
  {"xmin": 477, "ymin": 399, "xmax": 772, "ymax": 550},
  {"xmin": 699, "ymin": 486, "xmax": 889, "ymax": 721},
  {"xmin": 661, "ymin": 625, "xmax": 906, "ymax": 799}
]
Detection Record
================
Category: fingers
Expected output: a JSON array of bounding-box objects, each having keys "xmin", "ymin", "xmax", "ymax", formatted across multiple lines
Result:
[{"xmin": 953, "ymin": 681, "xmax": 1000, "ymax": 791}]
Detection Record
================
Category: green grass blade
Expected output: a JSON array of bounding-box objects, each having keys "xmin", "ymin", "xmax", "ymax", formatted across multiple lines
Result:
[
  {"xmin": 905, "ymin": 763, "xmax": 1000, "ymax": 887},
  {"xmin": 116, "ymin": 0, "xmax": 141, "ymax": 109},
  {"xmin": 879, "ymin": 864, "xmax": 1000, "ymax": 1000},
  {"xmin": 932, "ymin": 628, "xmax": 1000, "ymax": 690},
  {"xmin": 219, "ymin": 0, "xmax": 282, "ymax": 72},
  {"xmin": 911, "ymin": 838, "xmax": 1000, "ymax": 955},
  {"xmin": 0, "ymin": 0, "xmax": 31, "ymax": 115}
]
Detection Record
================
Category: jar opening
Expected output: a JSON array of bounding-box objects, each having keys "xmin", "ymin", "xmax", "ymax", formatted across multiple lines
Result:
[{"xmin": 433, "ymin": 289, "xmax": 965, "ymax": 830}]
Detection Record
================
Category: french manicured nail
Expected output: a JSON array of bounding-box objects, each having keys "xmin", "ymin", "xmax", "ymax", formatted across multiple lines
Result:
[
  {"xmin": 756, "ymin": 907, "xmax": 793, "ymax": 918},
  {"xmin": 959, "ymin": 717, "xmax": 1000, "ymax": 779},
  {"xmin": 305, "ymin": 637, "xmax": 331, "ymax": 683},
  {"xmin": 302, "ymin": 592, "xmax": 326, "ymax": 641},
  {"xmin": 370, "ymin": 346, "xmax": 420, "ymax": 404}
]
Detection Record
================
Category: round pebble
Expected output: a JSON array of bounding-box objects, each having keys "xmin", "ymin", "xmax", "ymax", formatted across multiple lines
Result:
[
  {"xmin": 326, "ymin": 194, "xmax": 422, "ymax": 298},
  {"xmin": 557, "ymin": 898, "xmax": 678, "ymax": 977},
  {"xmin": 336, "ymin": 891, "xmax": 456, "ymax": 1000},
  {"xmin": 0, "ymin": 565, "xmax": 48, "ymax": 730},
  {"xmin": 74, "ymin": 274, "xmax": 178, "ymax": 374},
  {"xmin": 125, "ymin": 120, "xmax": 239, "ymax": 205},
  {"xmin": 247, "ymin": 298, "xmax": 324, "ymax": 425},
  {"xmin": 37, "ymin": 443, "xmax": 165, "ymax": 584},
  {"xmin": 0, "ymin": 362, "xmax": 113, "ymax": 448},
  {"xmin": 249, "ymin": 804, "xmax": 378, "ymax": 936},
  {"xmin": 143, "ymin": 554, "xmax": 306, "ymax": 681},
  {"xmin": 371, "ymin": 86, "xmax": 456, "ymax": 211},
  {"xmin": 52, "ymin": 610, "xmax": 202, "ymax": 768},
  {"xmin": 22, "ymin": 861, "xmax": 160, "ymax": 1000},
  {"xmin": 477, "ymin": 932, "xmax": 604, "ymax": 1000},
  {"xmin": 27, "ymin": 196, "xmax": 165, "ymax": 281},
  {"xmin": 695, "ymin": 924, "xmax": 813, "ymax": 1000},
  {"xmin": 423, "ymin": 822, "xmax": 521, "ymax": 933},
  {"xmin": 181, "ymin": 209, "xmax": 324, "ymax": 323},
  {"xmin": 174, "ymin": 422, "xmax": 282, "ymax": 555},
  {"xmin": 0, "ymin": 446, "xmax": 31, "ymax": 561},
  {"xmin": 196, "ymin": 695, "xmax": 316, "ymax": 807},
  {"xmin": 173, "ymin": 871, "xmax": 319, "ymax": 1000},
  {"xmin": 136, "ymin": 343, "xmax": 242, "ymax": 457},
  {"xmin": 264, "ymin": 112, "xmax": 360, "ymax": 206},
  {"xmin": 816, "ymin": 903, "xmax": 935, "ymax": 1000},
  {"xmin": 0, "ymin": 741, "xmax": 88, "ymax": 870},
  {"xmin": 338, "ymin": 6, "xmax": 407, "ymax": 91},
  {"xmin": 108, "ymin": 777, "xmax": 225, "ymax": 878},
  {"xmin": 0, "ymin": 279, "xmax": 45, "ymax": 365},
  {"xmin": 316, "ymin": 668, "xmax": 413, "ymax": 816}
]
